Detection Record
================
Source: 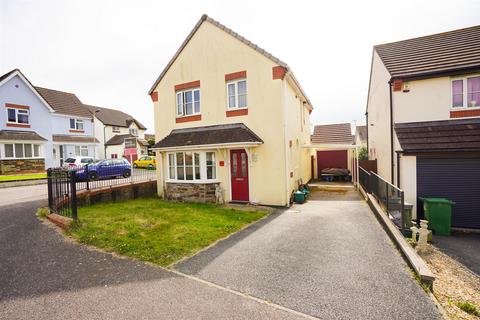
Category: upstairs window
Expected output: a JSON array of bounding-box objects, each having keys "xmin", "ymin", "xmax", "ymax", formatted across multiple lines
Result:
[
  {"xmin": 112, "ymin": 126, "xmax": 120, "ymax": 132},
  {"xmin": 7, "ymin": 108, "xmax": 29, "ymax": 124},
  {"xmin": 176, "ymin": 89, "xmax": 200, "ymax": 117},
  {"xmin": 227, "ymin": 79, "xmax": 247, "ymax": 109},
  {"xmin": 452, "ymin": 76, "xmax": 480, "ymax": 108},
  {"xmin": 129, "ymin": 128, "xmax": 138, "ymax": 136},
  {"xmin": 70, "ymin": 118, "xmax": 84, "ymax": 130}
]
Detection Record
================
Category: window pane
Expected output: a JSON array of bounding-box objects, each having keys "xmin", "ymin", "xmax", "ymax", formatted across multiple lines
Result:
[
  {"xmin": 176, "ymin": 152, "xmax": 184, "ymax": 165},
  {"xmin": 185, "ymin": 91, "xmax": 193, "ymax": 115},
  {"xmin": 232, "ymin": 153, "xmax": 237, "ymax": 177},
  {"xmin": 452, "ymin": 80, "xmax": 463, "ymax": 94},
  {"xmin": 207, "ymin": 152, "xmax": 216, "ymax": 179},
  {"xmin": 177, "ymin": 93, "xmax": 183, "ymax": 116},
  {"xmin": 17, "ymin": 112, "xmax": 29, "ymax": 124},
  {"xmin": 15, "ymin": 144, "xmax": 24, "ymax": 158},
  {"xmin": 7, "ymin": 109, "xmax": 16, "ymax": 122},
  {"xmin": 5, "ymin": 144, "xmax": 14, "ymax": 157},
  {"xmin": 238, "ymin": 94, "xmax": 247, "ymax": 108},
  {"xmin": 194, "ymin": 153, "xmax": 200, "ymax": 165},
  {"xmin": 75, "ymin": 146, "xmax": 80, "ymax": 156},
  {"xmin": 228, "ymin": 84, "xmax": 236, "ymax": 108},
  {"xmin": 241, "ymin": 153, "xmax": 247, "ymax": 177},
  {"xmin": 24, "ymin": 144, "xmax": 32, "ymax": 157},
  {"xmin": 185, "ymin": 166, "xmax": 193, "ymax": 180},
  {"xmin": 177, "ymin": 167, "xmax": 184, "ymax": 180},
  {"xmin": 468, "ymin": 92, "xmax": 480, "ymax": 107},
  {"xmin": 169, "ymin": 166, "xmax": 175, "ymax": 179},
  {"xmin": 33, "ymin": 145, "xmax": 40, "ymax": 157},
  {"xmin": 467, "ymin": 77, "xmax": 480, "ymax": 93},
  {"xmin": 186, "ymin": 102, "xmax": 193, "ymax": 115},
  {"xmin": 453, "ymin": 94, "xmax": 463, "ymax": 107},
  {"xmin": 194, "ymin": 90, "xmax": 200, "ymax": 102},
  {"xmin": 77, "ymin": 120, "xmax": 84, "ymax": 130},
  {"xmin": 70, "ymin": 119, "xmax": 75, "ymax": 128},
  {"xmin": 237, "ymin": 80, "xmax": 247, "ymax": 95},
  {"xmin": 206, "ymin": 152, "xmax": 214, "ymax": 165},
  {"xmin": 185, "ymin": 152, "xmax": 193, "ymax": 165},
  {"xmin": 81, "ymin": 146, "xmax": 88, "ymax": 156}
]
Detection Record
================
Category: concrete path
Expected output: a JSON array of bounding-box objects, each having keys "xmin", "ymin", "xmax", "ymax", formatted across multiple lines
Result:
[
  {"xmin": 176, "ymin": 189, "xmax": 442, "ymax": 319},
  {"xmin": 0, "ymin": 184, "xmax": 47, "ymax": 206},
  {"xmin": 0, "ymin": 200, "xmax": 311, "ymax": 320}
]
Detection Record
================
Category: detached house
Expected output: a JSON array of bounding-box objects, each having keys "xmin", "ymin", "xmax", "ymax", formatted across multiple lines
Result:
[
  {"xmin": 0, "ymin": 69, "xmax": 98, "ymax": 173},
  {"xmin": 366, "ymin": 25, "xmax": 480, "ymax": 229},
  {"xmin": 85, "ymin": 105, "xmax": 148, "ymax": 161},
  {"xmin": 149, "ymin": 15, "xmax": 313, "ymax": 206}
]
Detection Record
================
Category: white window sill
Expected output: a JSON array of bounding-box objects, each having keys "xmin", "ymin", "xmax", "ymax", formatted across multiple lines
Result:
[
  {"xmin": 176, "ymin": 113, "xmax": 201, "ymax": 119},
  {"xmin": 226, "ymin": 107, "xmax": 248, "ymax": 110},
  {"xmin": 166, "ymin": 180, "xmax": 219, "ymax": 184}
]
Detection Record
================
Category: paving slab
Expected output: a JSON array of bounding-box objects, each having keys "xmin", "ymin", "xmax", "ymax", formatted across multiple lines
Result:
[{"xmin": 176, "ymin": 189, "xmax": 442, "ymax": 320}]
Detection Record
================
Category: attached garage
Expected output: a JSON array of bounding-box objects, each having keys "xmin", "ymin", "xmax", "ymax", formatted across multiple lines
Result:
[{"xmin": 417, "ymin": 157, "xmax": 480, "ymax": 229}]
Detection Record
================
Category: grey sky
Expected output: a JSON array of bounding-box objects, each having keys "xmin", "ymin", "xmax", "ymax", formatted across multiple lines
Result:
[{"xmin": 1, "ymin": 0, "xmax": 479, "ymax": 133}]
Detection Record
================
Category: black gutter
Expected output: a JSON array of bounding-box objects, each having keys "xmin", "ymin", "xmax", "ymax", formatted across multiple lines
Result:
[{"xmin": 388, "ymin": 81, "xmax": 394, "ymax": 184}]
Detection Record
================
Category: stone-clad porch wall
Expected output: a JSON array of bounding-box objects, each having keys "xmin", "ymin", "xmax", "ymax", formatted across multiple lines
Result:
[
  {"xmin": 0, "ymin": 159, "xmax": 45, "ymax": 174},
  {"xmin": 165, "ymin": 182, "xmax": 219, "ymax": 203}
]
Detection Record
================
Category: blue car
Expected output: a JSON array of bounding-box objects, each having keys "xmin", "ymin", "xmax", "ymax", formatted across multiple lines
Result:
[{"xmin": 75, "ymin": 159, "xmax": 131, "ymax": 181}]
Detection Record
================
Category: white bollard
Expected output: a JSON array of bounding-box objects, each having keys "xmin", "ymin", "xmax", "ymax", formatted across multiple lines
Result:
[
  {"xmin": 417, "ymin": 219, "xmax": 429, "ymax": 252},
  {"xmin": 410, "ymin": 226, "xmax": 419, "ymax": 243}
]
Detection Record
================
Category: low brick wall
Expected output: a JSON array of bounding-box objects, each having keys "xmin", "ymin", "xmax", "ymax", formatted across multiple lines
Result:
[
  {"xmin": 0, "ymin": 159, "xmax": 45, "ymax": 174},
  {"xmin": 77, "ymin": 180, "xmax": 157, "ymax": 207},
  {"xmin": 165, "ymin": 182, "xmax": 219, "ymax": 203}
]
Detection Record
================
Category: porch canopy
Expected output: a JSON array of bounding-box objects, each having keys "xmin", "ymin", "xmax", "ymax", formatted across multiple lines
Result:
[{"xmin": 152, "ymin": 123, "xmax": 263, "ymax": 151}]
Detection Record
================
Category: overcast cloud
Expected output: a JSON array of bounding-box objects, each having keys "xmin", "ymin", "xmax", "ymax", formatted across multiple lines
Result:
[{"xmin": 1, "ymin": 0, "xmax": 479, "ymax": 133}]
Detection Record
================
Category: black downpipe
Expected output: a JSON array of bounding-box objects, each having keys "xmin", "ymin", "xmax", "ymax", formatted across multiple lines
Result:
[
  {"xmin": 389, "ymin": 81, "xmax": 394, "ymax": 184},
  {"xmin": 396, "ymin": 151, "xmax": 401, "ymax": 188}
]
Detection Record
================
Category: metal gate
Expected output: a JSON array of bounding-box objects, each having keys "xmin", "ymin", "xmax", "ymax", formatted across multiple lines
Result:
[{"xmin": 47, "ymin": 168, "xmax": 77, "ymax": 220}]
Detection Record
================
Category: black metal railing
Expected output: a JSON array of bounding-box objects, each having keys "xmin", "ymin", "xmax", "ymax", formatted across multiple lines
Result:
[
  {"xmin": 359, "ymin": 167, "xmax": 405, "ymax": 231},
  {"xmin": 47, "ymin": 167, "xmax": 77, "ymax": 220},
  {"xmin": 47, "ymin": 161, "xmax": 157, "ymax": 220}
]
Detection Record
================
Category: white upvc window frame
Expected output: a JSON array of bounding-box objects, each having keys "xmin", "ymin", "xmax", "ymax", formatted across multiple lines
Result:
[
  {"xmin": 450, "ymin": 75, "xmax": 480, "ymax": 110},
  {"xmin": 2, "ymin": 143, "xmax": 43, "ymax": 159},
  {"xmin": 176, "ymin": 88, "xmax": 201, "ymax": 117},
  {"xmin": 6, "ymin": 108, "xmax": 30, "ymax": 124},
  {"xmin": 70, "ymin": 118, "xmax": 84, "ymax": 130},
  {"xmin": 129, "ymin": 128, "xmax": 138, "ymax": 136},
  {"xmin": 226, "ymin": 79, "xmax": 247, "ymax": 110},
  {"xmin": 75, "ymin": 145, "xmax": 89, "ymax": 157},
  {"xmin": 166, "ymin": 151, "xmax": 217, "ymax": 183}
]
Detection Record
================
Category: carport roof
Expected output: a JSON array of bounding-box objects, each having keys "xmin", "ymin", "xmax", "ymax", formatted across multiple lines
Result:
[
  {"xmin": 395, "ymin": 118, "xmax": 480, "ymax": 153},
  {"xmin": 311, "ymin": 123, "xmax": 353, "ymax": 145}
]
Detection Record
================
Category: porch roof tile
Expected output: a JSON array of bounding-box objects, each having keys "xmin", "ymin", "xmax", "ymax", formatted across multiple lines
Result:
[{"xmin": 0, "ymin": 130, "xmax": 48, "ymax": 141}]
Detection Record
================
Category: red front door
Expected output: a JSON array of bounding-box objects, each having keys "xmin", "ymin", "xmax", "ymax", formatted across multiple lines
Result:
[{"xmin": 230, "ymin": 149, "xmax": 249, "ymax": 202}]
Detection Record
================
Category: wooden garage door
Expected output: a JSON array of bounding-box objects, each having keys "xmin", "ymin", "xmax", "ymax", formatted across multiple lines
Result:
[
  {"xmin": 316, "ymin": 150, "xmax": 348, "ymax": 178},
  {"xmin": 417, "ymin": 157, "xmax": 480, "ymax": 229}
]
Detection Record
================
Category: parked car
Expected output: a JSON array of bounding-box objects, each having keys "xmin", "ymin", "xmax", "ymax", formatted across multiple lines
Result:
[
  {"xmin": 74, "ymin": 158, "xmax": 131, "ymax": 181},
  {"xmin": 133, "ymin": 156, "xmax": 156, "ymax": 169},
  {"xmin": 64, "ymin": 157, "xmax": 94, "ymax": 168}
]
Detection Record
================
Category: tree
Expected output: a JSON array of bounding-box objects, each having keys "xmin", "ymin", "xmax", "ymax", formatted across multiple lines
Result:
[{"xmin": 358, "ymin": 146, "xmax": 368, "ymax": 160}]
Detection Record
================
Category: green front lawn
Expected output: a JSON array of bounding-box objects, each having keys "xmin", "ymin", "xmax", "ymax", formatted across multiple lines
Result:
[
  {"xmin": 0, "ymin": 173, "xmax": 47, "ymax": 182},
  {"xmin": 67, "ymin": 198, "xmax": 267, "ymax": 266}
]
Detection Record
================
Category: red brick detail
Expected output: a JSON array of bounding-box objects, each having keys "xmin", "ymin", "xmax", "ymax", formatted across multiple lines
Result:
[
  {"xmin": 150, "ymin": 91, "xmax": 158, "ymax": 102},
  {"xmin": 226, "ymin": 109, "xmax": 248, "ymax": 117},
  {"xmin": 6, "ymin": 123, "xmax": 30, "ymax": 128},
  {"xmin": 5, "ymin": 103, "xmax": 30, "ymax": 110},
  {"xmin": 46, "ymin": 213, "xmax": 73, "ymax": 230},
  {"xmin": 272, "ymin": 66, "xmax": 287, "ymax": 80},
  {"xmin": 450, "ymin": 109, "xmax": 480, "ymax": 118},
  {"xmin": 69, "ymin": 129, "xmax": 85, "ymax": 133},
  {"xmin": 392, "ymin": 79, "xmax": 403, "ymax": 92},
  {"xmin": 225, "ymin": 71, "xmax": 247, "ymax": 81},
  {"xmin": 175, "ymin": 80, "xmax": 200, "ymax": 91},
  {"xmin": 175, "ymin": 114, "xmax": 202, "ymax": 123}
]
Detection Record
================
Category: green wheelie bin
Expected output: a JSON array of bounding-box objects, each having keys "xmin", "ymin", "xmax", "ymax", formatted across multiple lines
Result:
[{"xmin": 420, "ymin": 198, "xmax": 455, "ymax": 236}]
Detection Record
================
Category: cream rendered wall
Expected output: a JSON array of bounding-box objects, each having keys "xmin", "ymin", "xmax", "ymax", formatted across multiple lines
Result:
[
  {"xmin": 399, "ymin": 155, "xmax": 417, "ymax": 218},
  {"xmin": 367, "ymin": 51, "xmax": 392, "ymax": 182},
  {"xmin": 152, "ymin": 21, "xmax": 290, "ymax": 206}
]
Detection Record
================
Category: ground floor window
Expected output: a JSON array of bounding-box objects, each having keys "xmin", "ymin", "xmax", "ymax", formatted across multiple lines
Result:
[
  {"xmin": 167, "ymin": 151, "xmax": 216, "ymax": 182},
  {"xmin": 75, "ymin": 145, "xmax": 89, "ymax": 157},
  {"xmin": 3, "ymin": 143, "xmax": 42, "ymax": 159}
]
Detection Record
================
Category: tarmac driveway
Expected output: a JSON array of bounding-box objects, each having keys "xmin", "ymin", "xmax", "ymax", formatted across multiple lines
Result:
[{"xmin": 176, "ymin": 188, "xmax": 442, "ymax": 319}]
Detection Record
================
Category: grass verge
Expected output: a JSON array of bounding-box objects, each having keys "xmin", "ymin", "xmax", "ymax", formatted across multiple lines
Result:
[
  {"xmin": 0, "ymin": 173, "xmax": 46, "ymax": 182},
  {"xmin": 67, "ymin": 198, "xmax": 267, "ymax": 266}
]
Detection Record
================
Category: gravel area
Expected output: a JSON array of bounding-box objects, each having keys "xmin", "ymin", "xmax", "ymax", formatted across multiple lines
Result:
[{"xmin": 420, "ymin": 245, "xmax": 480, "ymax": 320}]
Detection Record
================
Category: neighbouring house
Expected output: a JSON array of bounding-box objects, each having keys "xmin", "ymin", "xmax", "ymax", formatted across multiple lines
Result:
[
  {"xmin": 366, "ymin": 25, "xmax": 480, "ymax": 229},
  {"xmin": 85, "ymin": 105, "xmax": 148, "ymax": 161},
  {"xmin": 354, "ymin": 125, "xmax": 367, "ymax": 147},
  {"xmin": 309, "ymin": 123, "xmax": 355, "ymax": 179},
  {"xmin": 149, "ymin": 14, "xmax": 313, "ymax": 206},
  {"xmin": 0, "ymin": 69, "xmax": 99, "ymax": 173}
]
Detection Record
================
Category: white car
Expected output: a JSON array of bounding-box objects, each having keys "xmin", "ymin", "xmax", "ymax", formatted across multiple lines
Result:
[{"xmin": 63, "ymin": 157, "xmax": 94, "ymax": 168}]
